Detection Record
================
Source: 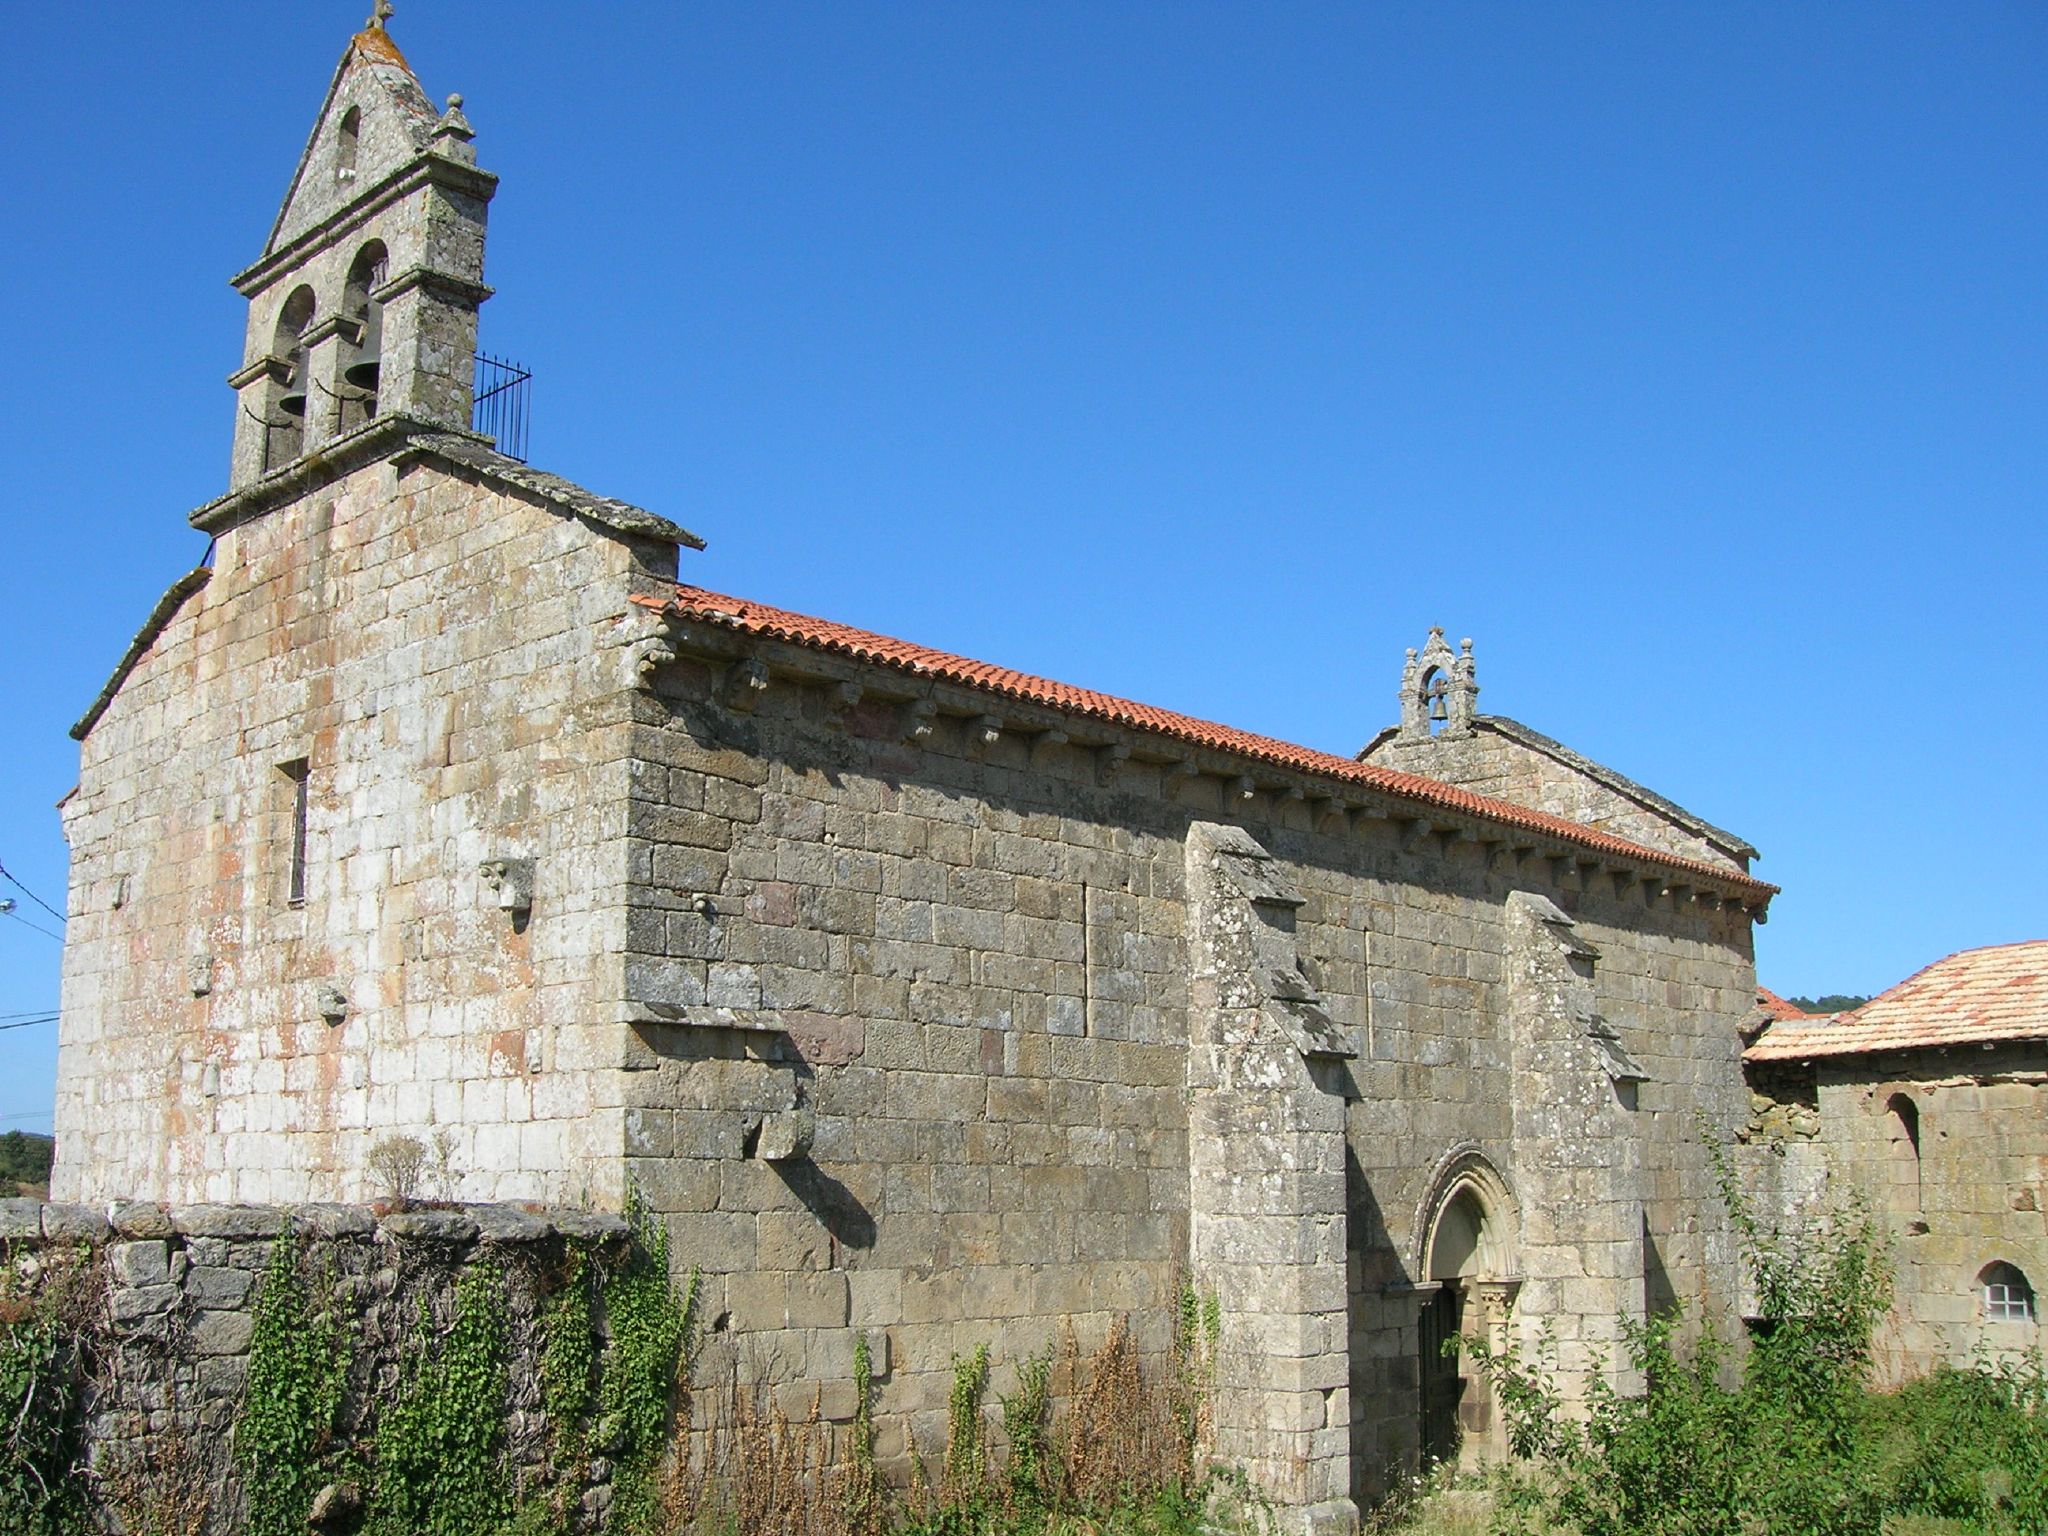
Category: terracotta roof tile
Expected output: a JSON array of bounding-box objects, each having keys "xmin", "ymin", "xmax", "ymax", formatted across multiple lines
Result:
[
  {"xmin": 635, "ymin": 584, "xmax": 1776, "ymax": 902},
  {"xmin": 1745, "ymin": 940, "xmax": 2048, "ymax": 1062},
  {"xmin": 1756, "ymin": 987, "xmax": 1814, "ymax": 1023}
]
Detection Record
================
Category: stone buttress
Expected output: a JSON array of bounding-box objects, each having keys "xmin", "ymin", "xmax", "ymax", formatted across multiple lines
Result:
[{"xmin": 1185, "ymin": 822, "xmax": 1359, "ymax": 1535}]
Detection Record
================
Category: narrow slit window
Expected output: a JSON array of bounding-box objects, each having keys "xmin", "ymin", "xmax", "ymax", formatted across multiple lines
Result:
[
  {"xmin": 281, "ymin": 758, "xmax": 310, "ymax": 905},
  {"xmin": 1886, "ymin": 1093, "xmax": 1922, "ymax": 1211}
]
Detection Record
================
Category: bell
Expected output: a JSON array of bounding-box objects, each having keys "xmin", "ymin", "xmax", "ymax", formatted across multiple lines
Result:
[
  {"xmin": 1428, "ymin": 683, "xmax": 1449, "ymax": 723},
  {"xmin": 278, "ymin": 348, "xmax": 308, "ymax": 418},
  {"xmin": 342, "ymin": 300, "xmax": 382, "ymax": 392}
]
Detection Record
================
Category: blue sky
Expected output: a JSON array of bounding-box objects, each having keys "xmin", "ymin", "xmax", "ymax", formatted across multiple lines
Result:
[{"xmin": 3, "ymin": 3, "xmax": 2044, "ymax": 1133}]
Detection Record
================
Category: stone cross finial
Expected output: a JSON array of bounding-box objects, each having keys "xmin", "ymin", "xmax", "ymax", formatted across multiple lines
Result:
[{"xmin": 367, "ymin": 0, "xmax": 394, "ymax": 29}]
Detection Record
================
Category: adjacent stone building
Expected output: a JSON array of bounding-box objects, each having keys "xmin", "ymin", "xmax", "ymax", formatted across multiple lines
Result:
[
  {"xmin": 52, "ymin": 16, "xmax": 1781, "ymax": 1523},
  {"xmin": 1744, "ymin": 942, "xmax": 2047, "ymax": 1380}
]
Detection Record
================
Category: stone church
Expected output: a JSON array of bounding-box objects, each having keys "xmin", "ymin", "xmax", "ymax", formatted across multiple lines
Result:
[{"xmin": 51, "ymin": 15, "xmax": 1778, "ymax": 1524}]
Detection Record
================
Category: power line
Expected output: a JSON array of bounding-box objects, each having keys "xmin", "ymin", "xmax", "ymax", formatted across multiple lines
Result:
[
  {"xmin": 0, "ymin": 1009, "xmax": 58, "ymax": 1020},
  {"xmin": 0, "ymin": 906, "xmax": 63, "ymax": 943},
  {"xmin": 0, "ymin": 1017, "xmax": 58, "ymax": 1032},
  {"xmin": 0, "ymin": 861, "xmax": 64, "ymax": 925}
]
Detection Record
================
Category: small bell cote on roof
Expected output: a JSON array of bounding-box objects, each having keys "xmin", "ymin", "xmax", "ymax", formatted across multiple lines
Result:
[
  {"xmin": 1397, "ymin": 628, "xmax": 1480, "ymax": 740},
  {"xmin": 223, "ymin": 6, "xmax": 497, "ymax": 491}
]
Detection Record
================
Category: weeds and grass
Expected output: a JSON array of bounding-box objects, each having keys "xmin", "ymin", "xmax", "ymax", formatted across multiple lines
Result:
[
  {"xmin": 1406, "ymin": 1134, "xmax": 2048, "ymax": 1536},
  {"xmin": 843, "ymin": 1333, "xmax": 886, "ymax": 1536},
  {"xmin": 636, "ymin": 1302, "xmax": 1248, "ymax": 1536},
  {"xmin": 96, "ymin": 1408, "xmax": 213, "ymax": 1536},
  {"xmin": 0, "ymin": 1243, "xmax": 96, "ymax": 1536}
]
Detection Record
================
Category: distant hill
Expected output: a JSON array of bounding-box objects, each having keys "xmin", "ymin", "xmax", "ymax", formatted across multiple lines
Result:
[
  {"xmin": 0, "ymin": 1130, "xmax": 53, "ymax": 1197},
  {"xmin": 1786, "ymin": 994, "xmax": 1871, "ymax": 1016}
]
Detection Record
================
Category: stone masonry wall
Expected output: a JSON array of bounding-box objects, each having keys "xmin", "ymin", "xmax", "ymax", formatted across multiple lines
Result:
[
  {"xmin": 0, "ymin": 1196, "xmax": 632, "ymax": 1532},
  {"xmin": 55, "ymin": 455, "xmax": 667, "ymax": 1207},
  {"xmin": 1745, "ymin": 1045, "xmax": 2048, "ymax": 1382},
  {"xmin": 623, "ymin": 635, "xmax": 1762, "ymax": 1509}
]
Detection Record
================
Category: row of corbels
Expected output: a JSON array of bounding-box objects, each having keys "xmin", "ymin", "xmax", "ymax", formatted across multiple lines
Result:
[{"xmin": 626, "ymin": 614, "xmax": 1769, "ymax": 922}]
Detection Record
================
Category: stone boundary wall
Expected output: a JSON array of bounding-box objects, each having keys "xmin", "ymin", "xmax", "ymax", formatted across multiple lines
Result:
[{"xmin": 0, "ymin": 1197, "xmax": 632, "ymax": 1531}]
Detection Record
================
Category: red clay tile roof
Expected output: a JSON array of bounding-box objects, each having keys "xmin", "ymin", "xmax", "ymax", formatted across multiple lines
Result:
[
  {"xmin": 635, "ymin": 584, "xmax": 1776, "ymax": 902},
  {"xmin": 1745, "ymin": 941, "xmax": 2048, "ymax": 1062},
  {"xmin": 1756, "ymin": 987, "xmax": 1815, "ymax": 1024}
]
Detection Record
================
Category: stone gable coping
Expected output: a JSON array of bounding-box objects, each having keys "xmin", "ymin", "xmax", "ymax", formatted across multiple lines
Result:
[
  {"xmin": 636, "ymin": 584, "xmax": 1778, "ymax": 911},
  {"xmin": 1360, "ymin": 714, "xmax": 1760, "ymax": 864},
  {"xmin": 69, "ymin": 566, "xmax": 211, "ymax": 741},
  {"xmin": 255, "ymin": 23, "xmax": 443, "ymax": 267},
  {"xmin": 188, "ymin": 412, "xmax": 463, "ymax": 533},
  {"xmin": 184, "ymin": 415, "xmax": 701, "ymax": 543},
  {"xmin": 188, "ymin": 415, "xmax": 704, "ymax": 548},
  {"xmin": 405, "ymin": 431, "xmax": 706, "ymax": 549}
]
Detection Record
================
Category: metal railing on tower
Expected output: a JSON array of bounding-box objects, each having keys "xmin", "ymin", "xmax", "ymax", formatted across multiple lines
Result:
[{"xmin": 472, "ymin": 351, "xmax": 533, "ymax": 462}]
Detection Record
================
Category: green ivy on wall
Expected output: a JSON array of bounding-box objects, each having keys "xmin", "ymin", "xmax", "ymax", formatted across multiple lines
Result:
[
  {"xmin": 598, "ymin": 1192, "xmax": 700, "ymax": 1532},
  {"xmin": 226, "ymin": 1200, "xmax": 702, "ymax": 1536},
  {"xmin": 599, "ymin": 1192, "xmax": 697, "ymax": 1467},
  {"xmin": 539, "ymin": 1249, "xmax": 598, "ymax": 1455},
  {"xmin": 234, "ymin": 1235, "xmax": 351, "ymax": 1536},
  {"xmin": 365, "ymin": 1261, "xmax": 511, "ymax": 1536}
]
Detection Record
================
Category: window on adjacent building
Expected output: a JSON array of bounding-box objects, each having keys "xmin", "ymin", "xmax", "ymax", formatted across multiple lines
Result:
[
  {"xmin": 280, "ymin": 758, "xmax": 310, "ymax": 905},
  {"xmin": 1980, "ymin": 1262, "xmax": 2035, "ymax": 1323}
]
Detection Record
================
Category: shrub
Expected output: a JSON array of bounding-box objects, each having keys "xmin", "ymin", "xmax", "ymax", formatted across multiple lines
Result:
[
  {"xmin": 1455, "ymin": 1133, "xmax": 2048, "ymax": 1536},
  {"xmin": 365, "ymin": 1134, "xmax": 428, "ymax": 1208}
]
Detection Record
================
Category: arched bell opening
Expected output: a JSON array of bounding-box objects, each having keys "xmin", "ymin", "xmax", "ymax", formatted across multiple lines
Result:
[
  {"xmin": 337, "ymin": 240, "xmax": 388, "ymax": 430},
  {"xmin": 1418, "ymin": 666, "xmax": 1449, "ymax": 735},
  {"xmin": 336, "ymin": 104, "xmax": 361, "ymax": 182},
  {"xmin": 1415, "ymin": 1156, "xmax": 1520, "ymax": 1470},
  {"xmin": 263, "ymin": 285, "xmax": 317, "ymax": 470}
]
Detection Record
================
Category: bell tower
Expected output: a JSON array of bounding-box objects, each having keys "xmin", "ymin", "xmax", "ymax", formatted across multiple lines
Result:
[{"xmin": 225, "ymin": 5, "xmax": 496, "ymax": 489}]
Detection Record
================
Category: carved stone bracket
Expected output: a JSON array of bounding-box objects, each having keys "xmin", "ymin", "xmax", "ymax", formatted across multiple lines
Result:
[
  {"xmin": 902, "ymin": 699, "xmax": 937, "ymax": 743},
  {"xmin": 721, "ymin": 658, "xmax": 771, "ymax": 714},
  {"xmin": 828, "ymin": 681, "xmax": 864, "ymax": 724},
  {"xmin": 315, "ymin": 984, "xmax": 349, "ymax": 1027},
  {"xmin": 480, "ymin": 857, "xmax": 535, "ymax": 915}
]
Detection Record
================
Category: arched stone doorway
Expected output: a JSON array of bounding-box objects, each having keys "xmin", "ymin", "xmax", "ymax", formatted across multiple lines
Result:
[{"xmin": 1416, "ymin": 1154, "xmax": 1520, "ymax": 1468}]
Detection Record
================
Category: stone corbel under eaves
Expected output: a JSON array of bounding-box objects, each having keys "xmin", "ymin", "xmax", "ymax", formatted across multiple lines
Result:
[{"xmin": 644, "ymin": 619, "xmax": 1776, "ymax": 922}]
